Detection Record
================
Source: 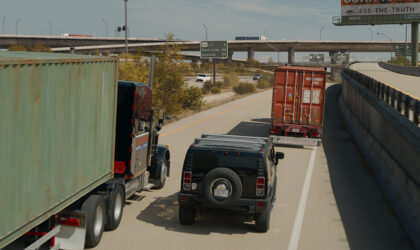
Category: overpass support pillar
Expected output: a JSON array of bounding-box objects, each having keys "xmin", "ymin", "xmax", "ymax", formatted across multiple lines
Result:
[
  {"xmin": 329, "ymin": 51, "xmax": 337, "ymax": 64},
  {"xmin": 228, "ymin": 49, "xmax": 234, "ymax": 63},
  {"xmin": 247, "ymin": 47, "xmax": 254, "ymax": 61},
  {"xmin": 412, "ymin": 22, "xmax": 419, "ymax": 67},
  {"xmin": 288, "ymin": 47, "xmax": 295, "ymax": 65}
]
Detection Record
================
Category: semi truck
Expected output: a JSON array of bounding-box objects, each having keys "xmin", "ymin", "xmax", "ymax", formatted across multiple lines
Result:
[
  {"xmin": 0, "ymin": 51, "xmax": 170, "ymax": 249},
  {"xmin": 270, "ymin": 66, "xmax": 326, "ymax": 146}
]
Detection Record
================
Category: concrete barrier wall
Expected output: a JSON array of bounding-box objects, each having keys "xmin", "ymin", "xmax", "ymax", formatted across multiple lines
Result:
[
  {"xmin": 339, "ymin": 72, "xmax": 420, "ymax": 248},
  {"xmin": 379, "ymin": 62, "xmax": 420, "ymax": 77}
]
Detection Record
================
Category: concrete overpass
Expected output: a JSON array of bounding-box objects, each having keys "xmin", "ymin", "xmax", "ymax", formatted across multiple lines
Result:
[
  {"xmin": 0, "ymin": 34, "xmax": 165, "ymax": 48},
  {"xmin": 49, "ymin": 39, "xmax": 419, "ymax": 64}
]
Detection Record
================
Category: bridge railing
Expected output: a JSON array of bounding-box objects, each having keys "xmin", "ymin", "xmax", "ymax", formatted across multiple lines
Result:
[{"xmin": 343, "ymin": 68, "xmax": 420, "ymax": 126}]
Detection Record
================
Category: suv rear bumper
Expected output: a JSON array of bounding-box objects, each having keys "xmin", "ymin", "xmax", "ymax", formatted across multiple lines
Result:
[{"xmin": 178, "ymin": 193, "xmax": 271, "ymax": 215}]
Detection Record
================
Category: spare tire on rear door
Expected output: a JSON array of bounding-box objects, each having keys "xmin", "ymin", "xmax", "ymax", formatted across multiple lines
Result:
[{"xmin": 203, "ymin": 168, "xmax": 242, "ymax": 207}]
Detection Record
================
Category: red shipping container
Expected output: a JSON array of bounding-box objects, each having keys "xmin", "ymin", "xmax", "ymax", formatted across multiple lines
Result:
[{"xmin": 271, "ymin": 66, "xmax": 326, "ymax": 138}]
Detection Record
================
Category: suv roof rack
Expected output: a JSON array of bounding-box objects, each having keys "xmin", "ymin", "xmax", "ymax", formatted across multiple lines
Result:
[
  {"xmin": 193, "ymin": 135, "xmax": 270, "ymax": 152},
  {"xmin": 201, "ymin": 134, "xmax": 270, "ymax": 143}
]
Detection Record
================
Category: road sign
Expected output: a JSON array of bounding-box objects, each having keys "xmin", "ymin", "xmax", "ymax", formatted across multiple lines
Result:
[
  {"xmin": 395, "ymin": 44, "xmax": 412, "ymax": 57},
  {"xmin": 200, "ymin": 41, "xmax": 228, "ymax": 59},
  {"xmin": 334, "ymin": 52, "xmax": 350, "ymax": 64},
  {"xmin": 309, "ymin": 54, "xmax": 325, "ymax": 63}
]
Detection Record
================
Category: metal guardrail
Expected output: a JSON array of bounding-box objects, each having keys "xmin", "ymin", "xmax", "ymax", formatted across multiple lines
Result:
[{"xmin": 343, "ymin": 68, "xmax": 420, "ymax": 126}]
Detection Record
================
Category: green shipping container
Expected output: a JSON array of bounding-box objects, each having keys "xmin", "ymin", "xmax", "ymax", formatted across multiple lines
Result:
[{"xmin": 0, "ymin": 51, "xmax": 118, "ymax": 248}]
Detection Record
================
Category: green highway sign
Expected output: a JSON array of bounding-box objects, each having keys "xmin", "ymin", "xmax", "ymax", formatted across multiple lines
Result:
[
  {"xmin": 395, "ymin": 44, "xmax": 412, "ymax": 57},
  {"xmin": 334, "ymin": 52, "xmax": 350, "ymax": 64},
  {"xmin": 200, "ymin": 41, "xmax": 228, "ymax": 59},
  {"xmin": 309, "ymin": 54, "xmax": 325, "ymax": 63}
]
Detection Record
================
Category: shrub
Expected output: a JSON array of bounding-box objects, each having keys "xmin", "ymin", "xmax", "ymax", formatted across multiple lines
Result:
[
  {"xmin": 233, "ymin": 83, "xmax": 256, "ymax": 95},
  {"xmin": 8, "ymin": 45, "xmax": 27, "ymax": 51},
  {"xmin": 257, "ymin": 80, "xmax": 272, "ymax": 89},
  {"xmin": 223, "ymin": 72, "xmax": 239, "ymax": 87},
  {"xmin": 182, "ymin": 86, "xmax": 204, "ymax": 110},
  {"xmin": 202, "ymin": 81, "xmax": 213, "ymax": 94},
  {"xmin": 31, "ymin": 44, "xmax": 52, "ymax": 52},
  {"xmin": 210, "ymin": 86, "xmax": 221, "ymax": 94}
]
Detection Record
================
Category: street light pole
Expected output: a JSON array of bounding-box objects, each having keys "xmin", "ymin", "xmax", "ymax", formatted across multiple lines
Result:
[
  {"xmin": 2, "ymin": 16, "xmax": 5, "ymax": 34},
  {"xmin": 102, "ymin": 19, "xmax": 108, "ymax": 37},
  {"xmin": 47, "ymin": 21, "xmax": 52, "ymax": 35},
  {"xmin": 320, "ymin": 26, "xmax": 325, "ymax": 40},
  {"xmin": 405, "ymin": 24, "xmax": 408, "ymax": 66},
  {"xmin": 15, "ymin": 18, "xmax": 21, "ymax": 35},
  {"xmin": 377, "ymin": 32, "xmax": 393, "ymax": 59},
  {"xmin": 202, "ymin": 24, "xmax": 208, "ymax": 41},
  {"xmin": 124, "ymin": 0, "xmax": 128, "ymax": 58}
]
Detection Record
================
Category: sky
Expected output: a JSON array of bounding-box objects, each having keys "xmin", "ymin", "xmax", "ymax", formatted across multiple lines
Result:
[{"xmin": 0, "ymin": 0, "xmax": 413, "ymax": 61}]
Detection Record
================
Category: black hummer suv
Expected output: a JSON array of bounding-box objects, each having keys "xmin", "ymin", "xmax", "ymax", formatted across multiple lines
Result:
[{"xmin": 178, "ymin": 134, "xmax": 284, "ymax": 232}]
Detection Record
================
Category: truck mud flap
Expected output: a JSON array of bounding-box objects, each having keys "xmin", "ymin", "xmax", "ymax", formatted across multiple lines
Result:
[{"xmin": 270, "ymin": 135, "xmax": 320, "ymax": 147}]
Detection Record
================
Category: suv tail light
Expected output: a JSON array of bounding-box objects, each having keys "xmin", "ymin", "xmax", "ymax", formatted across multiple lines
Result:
[
  {"xmin": 183, "ymin": 171, "xmax": 192, "ymax": 190},
  {"xmin": 256, "ymin": 177, "xmax": 265, "ymax": 196}
]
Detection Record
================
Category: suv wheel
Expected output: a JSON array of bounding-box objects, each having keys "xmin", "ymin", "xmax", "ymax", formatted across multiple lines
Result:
[
  {"xmin": 255, "ymin": 202, "xmax": 271, "ymax": 233},
  {"xmin": 179, "ymin": 204, "xmax": 195, "ymax": 225},
  {"xmin": 203, "ymin": 168, "xmax": 242, "ymax": 207}
]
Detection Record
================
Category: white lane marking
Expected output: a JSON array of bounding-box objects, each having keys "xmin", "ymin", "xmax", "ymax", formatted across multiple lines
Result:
[{"xmin": 288, "ymin": 148, "xmax": 317, "ymax": 250}]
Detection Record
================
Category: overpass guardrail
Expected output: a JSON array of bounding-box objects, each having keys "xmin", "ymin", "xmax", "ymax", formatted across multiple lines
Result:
[
  {"xmin": 340, "ymin": 66, "xmax": 420, "ymax": 248},
  {"xmin": 343, "ymin": 67, "xmax": 420, "ymax": 126}
]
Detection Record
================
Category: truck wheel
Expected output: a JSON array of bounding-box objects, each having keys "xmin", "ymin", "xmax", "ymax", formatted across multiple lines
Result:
[
  {"xmin": 81, "ymin": 195, "xmax": 106, "ymax": 248},
  {"xmin": 255, "ymin": 202, "xmax": 272, "ymax": 233},
  {"xmin": 105, "ymin": 185, "xmax": 124, "ymax": 231},
  {"xmin": 179, "ymin": 204, "xmax": 195, "ymax": 225},
  {"xmin": 154, "ymin": 158, "xmax": 168, "ymax": 189},
  {"xmin": 203, "ymin": 168, "xmax": 242, "ymax": 207}
]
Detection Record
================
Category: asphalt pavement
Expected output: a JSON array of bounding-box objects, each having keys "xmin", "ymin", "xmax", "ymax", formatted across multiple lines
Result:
[
  {"xmin": 94, "ymin": 86, "xmax": 412, "ymax": 250},
  {"xmin": 350, "ymin": 63, "xmax": 420, "ymax": 99}
]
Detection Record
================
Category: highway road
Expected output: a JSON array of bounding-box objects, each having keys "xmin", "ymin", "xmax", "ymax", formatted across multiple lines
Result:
[
  {"xmin": 185, "ymin": 76, "xmax": 257, "ymax": 88},
  {"xmin": 94, "ymin": 86, "xmax": 412, "ymax": 250},
  {"xmin": 350, "ymin": 63, "xmax": 420, "ymax": 99}
]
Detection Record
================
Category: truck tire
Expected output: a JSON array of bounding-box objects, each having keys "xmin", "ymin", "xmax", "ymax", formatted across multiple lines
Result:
[
  {"xmin": 203, "ymin": 168, "xmax": 242, "ymax": 207},
  {"xmin": 81, "ymin": 195, "xmax": 106, "ymax": 248},
  {"xmin": 105, "ymin": 185, "xmax": 124, "ymax": 231},
  {"xmin": 153, "ymin": 158, "xmax": 168, "ymax": 189},
  {"xmin": 255, "ymin": 202, "xmax": 272, "ymax": 233},
  {"xmin": 179, "ymin": 204, "xmax": 195, "ymax": 225}
]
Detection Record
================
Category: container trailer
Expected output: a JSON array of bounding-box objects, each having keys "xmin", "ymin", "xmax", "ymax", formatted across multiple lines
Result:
[
  {"xmin": 270, "ymin": 66, "xmax": 326, "ymax": 146},
  {"xmin": 0, "ymin": 51, "xmax": 170, "ymax": 249}
]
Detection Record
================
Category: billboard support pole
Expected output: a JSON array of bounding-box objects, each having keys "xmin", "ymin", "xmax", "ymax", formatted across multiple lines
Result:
[{"xmin": 412, "ymin": 22, "xmax": 419, "ymax": 67}]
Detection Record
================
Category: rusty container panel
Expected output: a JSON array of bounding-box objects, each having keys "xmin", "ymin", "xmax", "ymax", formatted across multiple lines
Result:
[
  {"xmin": 0, "ymin": 51, "xmax": 118, "ymax": 248},
  {"xmin": 271, "ymin": 66, "xmax": 326, "ymax": 137}
]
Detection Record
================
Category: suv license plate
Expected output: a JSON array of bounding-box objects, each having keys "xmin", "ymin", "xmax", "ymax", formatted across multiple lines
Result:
[{"xmin": 214, "ymin": 189, "xmax": 229, "ymax": 198}]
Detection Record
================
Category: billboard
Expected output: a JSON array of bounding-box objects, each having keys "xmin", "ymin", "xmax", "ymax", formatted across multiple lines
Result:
[
  {"xmin": 336, "ymin": 0, "xmax": 420, "ymax": 25},
  {"xmin": 342, "ymin": 0, "xmax": 420, "ymax": 17}
]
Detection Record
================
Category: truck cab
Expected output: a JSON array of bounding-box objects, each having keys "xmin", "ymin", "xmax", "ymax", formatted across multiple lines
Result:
[{"xmin": 114, "ymin": 81, "xmax": 170, "ymax": 194}]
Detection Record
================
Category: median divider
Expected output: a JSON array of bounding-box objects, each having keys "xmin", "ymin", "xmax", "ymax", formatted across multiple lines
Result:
[{"xmin": 339, "ymin": 69, "xmax": 420, "ymax": 248}]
